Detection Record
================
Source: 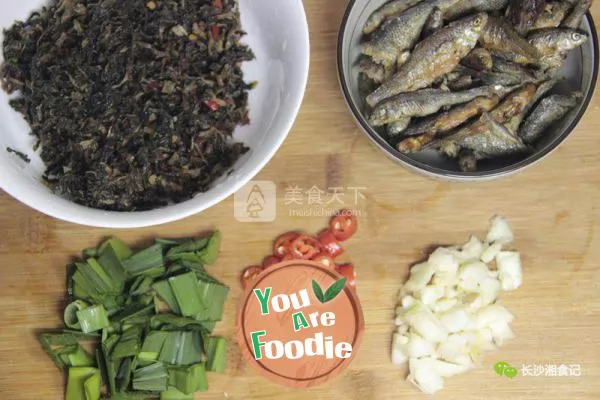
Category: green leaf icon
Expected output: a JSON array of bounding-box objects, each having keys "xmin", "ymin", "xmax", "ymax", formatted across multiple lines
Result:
[
  {"xmin": 312, "ymin": 280, "xmax": 325, "ymax": 303},
  {"xmin": 312, "ymin": 278, "xmax": 347, "ymax": 304},
  {"xmin": 323, "ymin": 278, "xmax": 347, "ymax": 303},
  {"xmin": 494, "ymin": 362, "xmax": 510, "ymax": 376},
  {"xmin": 504, "ymin": 366, "xmax": 518, "ymax": 379}
]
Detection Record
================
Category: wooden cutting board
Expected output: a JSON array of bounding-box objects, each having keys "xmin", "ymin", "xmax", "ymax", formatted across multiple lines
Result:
[{"xmin": 1, "ymin": 1, "xmax": 599, "ymax": 398}]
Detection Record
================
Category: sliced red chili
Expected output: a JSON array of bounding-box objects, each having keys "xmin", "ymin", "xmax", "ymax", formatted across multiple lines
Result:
[
  {"xmin": 241, "ymin": 265, "xmax": 263, "ymax": 290},
  {"xmin": 262, "ymin": 255, "xmax": 280, "ymax": 269},
  {"xmin": 204, "ymin": 99, "xmax": 220, "ymax": 111},
  {"xmin": 335, "ymin": 263, "xmax": 356, "ymax": 287},
  {"xmin": 211, "ymin": 25, "xmax": 220, "ymax": 41},
  {"xmin": 212, "ymin": 0, "xmax": 223, "ymax": 9},
  {"xmin": 312, "ymin": 252, "xmax": 335, "ymax": 268},
  {"xmin": 291, "ymin": 234, "xmax": 323, "ymax": 260},
  {"xmin": 318, "ymin": 229, "xmax": 344, "ymax": 258},
  {"xmin": 273, "ymin": 232, "xmax": 299, "ymax": 258},
  {"xmin": 330, "ymin": 211, "xmax": 358, "ymax": 241}
]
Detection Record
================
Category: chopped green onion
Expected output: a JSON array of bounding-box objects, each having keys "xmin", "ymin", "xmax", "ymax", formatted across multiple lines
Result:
[
  {"xmin": 205, "ymin": 337, "xmax": 227, "ymax": 372},
  {"xmin": 68, "ymin": 346, "xmax": 96, "ymax": 367},
  {"xmin": 158, "ymin": 331, "xmax": 203, "ymax": 366},
  {"xmin": 77, "ymin": 305, "xmax": 110, "ymax": 334},
  {"xmin": 111, "ymin": 326, "xmax": 142, "ymax": 359},
  {"xmin": 196, "ymin": 231, "xmax": 221, "ymax": 265},
  {"xmin": 82, "ymin": 247, "xmax": 98, "ymax": 258},
  {"xmin": 99, "ymin": 237, "xmax": 133, "ymax": 259},
  {"xmin": 116, "ymin": 357, "xmax": 135, "ymax": 393},
  {"xmin": 152, "ymin": 280, "xmax": 181, "ymax": 314},
  {"xmin": 133, "ymin": 362, "xmax": 169, "ymax": 392},
  {"xmin": 196, "ymin": 279, "xmax": 229, "ymax": 321},
  {"xmin": 168, "ymin": 272, "xmax": 205, "ymax": 317},
  {"xmin": 165, "ymin": 238, "xmax": 209, "ymax": 262},
  {"xmin": 168, "ymin": 363, "xmax": 208, "ymax": 394},
  {"xmin": 123, "ymin": 243, "xmax": 165, "ymax": 277},
  {"xmin": 64, "ymin": 300, "xmax": 89, "ymax": 330},
  {"xmin": 66, "ymin": 367, "xmax": 100, "ymax": 400},
  {"xmin": 139, "ymin": 331, "xmax": 169, "ymax": 364}
]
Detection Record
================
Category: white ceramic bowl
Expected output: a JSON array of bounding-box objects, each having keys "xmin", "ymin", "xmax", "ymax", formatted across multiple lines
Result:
[{"xmin": 0, "ymin": 0, "xmax": 309, "ymax": 228}]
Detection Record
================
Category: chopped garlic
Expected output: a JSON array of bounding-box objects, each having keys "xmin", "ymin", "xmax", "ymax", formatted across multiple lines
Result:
[
  {"xmin": 486, "ymin": 216, "xmax": 514, "ymax": 244},
  {"xmin": 496, "ymin": 251, "xmax": 523, "ymax": 291}
]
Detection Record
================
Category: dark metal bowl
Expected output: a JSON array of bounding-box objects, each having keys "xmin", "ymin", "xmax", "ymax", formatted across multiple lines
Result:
[{"xmin": 338, "ymin": 0, "xmax": 598, "ymax": 180}]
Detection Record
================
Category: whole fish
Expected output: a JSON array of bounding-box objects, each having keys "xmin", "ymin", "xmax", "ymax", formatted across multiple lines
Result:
[
  {"xmin": 462, "ymin": 48, "xmax": 494, "ymax": 70},
  {"xmin": 369, "ymin": 85, "xmax": 495, "ymax": 125},
  {"xmin": 519, "ymin": 92, "xmax": 581, "ymax": 143},
  {"xmin": 423, "ymin": 7, "xmax": 444, "ymax": 37},
  {"xmin": 480, "ymin": 16, "xmax": 541, "ymax": 64},
  {"xmin": 363, "ymin": 0, "xmax": 424, "ymax": 34},
  {"xmin": 506, "ymin": 0, "xmax": 547, "ymax": 34},
  {"xmin": 513, "ymin": 28, "xmax": 589, "ymax": 68},
  {"xmin": 562, "ymin": 0, "xmax": 592, "ymax": 29},
  {"xmin": 367, "ymin": 13, "xmax": 489, "ymax": 107},
  {"xmin": 402, "ymin": 95, "xmax": 502, "ymax": 137},
  {"xmin": 533, "ymin": 2, "xmax": 571, "ymax": 30},
  {"xmin": 362, "ymin": 2, "xmax": 439, "ymax": 68},
  {"xmin": 439, "ymin": 111, "xmax": 529, "ymax": 159},
  {"xmin": 445, "ymin": 0, "xmax": 509, "ymax": 19},
  {"xmin": 387, "ymin": 117, "xmax": 413, "ymax": 136},
  {"xmin": 358, "ymin": 56, "xmax": 394, "ymax": 84}
]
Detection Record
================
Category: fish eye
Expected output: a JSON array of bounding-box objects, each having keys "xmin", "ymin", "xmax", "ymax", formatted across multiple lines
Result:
[
  {"xmin": 474, "ymin": 16, "xmax": 483, "ymax": 26},
  {"xmin": 572, "ymin": 32, "xmax": 582, "ymax": 41}
]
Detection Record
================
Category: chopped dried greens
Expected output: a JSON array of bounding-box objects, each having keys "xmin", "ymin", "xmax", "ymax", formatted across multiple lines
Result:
[{"xmin": 1, "ymin": 0, "xmax": 254, "ymax": 210}]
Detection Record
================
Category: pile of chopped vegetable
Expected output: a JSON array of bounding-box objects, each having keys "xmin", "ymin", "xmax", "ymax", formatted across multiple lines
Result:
[
  {"xmin": 240, "ymin": 210, "xmax": 359, "ymax": 289},
  {"xmin": 392, "ymin": 216, "xmax": 523, "ymax": 394},
  {"xmin": 39, "ymin": 231, "xmax": 229, "ymax": 399}
]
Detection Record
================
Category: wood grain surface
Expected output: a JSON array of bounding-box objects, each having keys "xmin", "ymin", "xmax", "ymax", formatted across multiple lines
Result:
[{"xmin": 1, "ymin": 1, "xmax": 600, "ymax": 399}]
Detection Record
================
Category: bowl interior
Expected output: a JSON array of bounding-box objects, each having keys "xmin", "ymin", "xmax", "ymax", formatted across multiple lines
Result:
[
  {"xmin": 339, "ymin": 0, "xmax": 598, "ymax": 179},
  {"xmin": 0, "ymin": 0, "xmax": 309, "ymax": 227}
]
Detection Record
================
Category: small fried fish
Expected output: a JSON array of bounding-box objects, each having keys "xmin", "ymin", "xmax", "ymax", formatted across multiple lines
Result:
[
  {"xmin": 367, "ymin": 13, "xmax": 488, "ymax": 107},
  {"xmin": 506, "ymin": 0, "xmax": 547, "ymax": 34},
  {"xmin": 369, "ymin": 85, "xmax": 495, "ymax": 125},
  {"xmin": 402, "ymin": 95, "xmax": 502, "ymax": 137},
  {"xmin": 363, "ymin": 0, "xmax": 425, "ymax": 34},
  {"xmin": 516, "ymin": 28, "xmax": 589, "ymax": 68},
  {"xmin": 445, "ymin": 0, "xmax": 509, "ymax": 19},
  {"xmin": 533, "ymin": 2, "xmax": 571, "ymax": 30},
  {"xmin": 523, "ymin": 77, "xmax": 559, "ymax": 114},
  {"xmin": 362, "ymin": 1, "xmax": 439, "ymax": 68},
  {"xmin": 562, "ymin": 0, "xmax": 592, "ymax": 29},
  {"xmin": 519, "ymin": 92, "xmax": 581, "ymax": 143},
  {"xmin": 357, "ymin": 56, "xmax": 395, "ymax": 84},
  {"xmin": 479, "ymin": 16, "xmax": 541, "ymax": 63},
  {"xmin": 398, "ymin": 132, "xmax": 437, "ymax": 153},
  {"xmin": 439, "ymin": 111, "xmax": 528, "ymax": 159}
]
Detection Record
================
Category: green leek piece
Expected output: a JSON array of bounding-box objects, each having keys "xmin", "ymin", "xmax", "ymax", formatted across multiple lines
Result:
[
  {"xmin": 77, "ymin": 305, "xmax": 110, "ymax": 333},
  {"xmin": 160, "ymin": 387, "xmax": 194, "ymax": 400},
  {"xmin": 158, "ymin": 331, "xmax": 203, "ymax": 366},
  {"xmin": 66, "ymin": 367, "xmax": 100, "ymax": 400},
  {"xmin": 98, "ymin": 237, "xmax": 132, "ymax": 291},
  {"xmin": 139, "ymin": 331, "xmax": 169, "ymax": 363},
  {"xmin": 196, "ymin": 231, "xmax": 221, "ymax": 265},
  {"xmin": 149, "ymin": 314, "xmax": 216, "ymax": 335},
  {"xmin": 84, "ymin": 368, "xmax": 101, "ymax": 400},
  {"xmin": 152, "ymin": 280, "xmax": 181, "ymax": 314},
  {"xmin": 133, "ymin": 362, "xmax": 169, "ymax": 392},
  {"xmin": 116, "ymin": 357, "xmax": 135, "ymax": 393},
  {"xmin": 123, "ymin": 243, "xmax": 165, "ymax": 277},
  {"xmin": 205, "ymin": 337, "xmax": 227, "ymax": 372},
  {"xmin": 112, "ymin": 326, "xmax": 142, "ymax": 359},
  {"xmin": 168, "ymin": 272, "xmax": 205, "ymax": 317},
  {"xmin": 39, "ymin": 332, "xmax": 99, "ymax": 370},
  {"xmin": 165, "ymin": 232, "xmax": 221, "ymax": 265},
  {"xmin": 64, "ymin": 300, "xmax": 89, "ymax": 330},
  {"xmin": 196, "ymin": 279, "xmax": 229, "ymax": 321},
  {"xmin": 111, "ymin": 304, "xmax": 154, "ymax": 324},
  {"xmin": 130, "ymin": 276, "xmax": 154, "ymax": 296},
  {"xmin": 168, "ymin": 363, "xmax": 208, "ymax": 395},
  {"xmin": 155, "ymin": 237, "xmax": 190, "ymax": 246},
  {"xmin": 99, "ymin": 237, "xmax": 133, "ymax": 259},
  {"xmin": 68, "ymin": 345, "xmax": 96, "ymax": 367}
]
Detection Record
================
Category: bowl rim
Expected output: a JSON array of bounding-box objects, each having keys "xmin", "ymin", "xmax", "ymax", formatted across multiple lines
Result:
[
  {"xmin": 0, "ymin": 0, "xmax": 311, "ymax": 229},
  {"xmin": 337, "ymin": 2, "xmax": 599, "ymax": 181}
]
